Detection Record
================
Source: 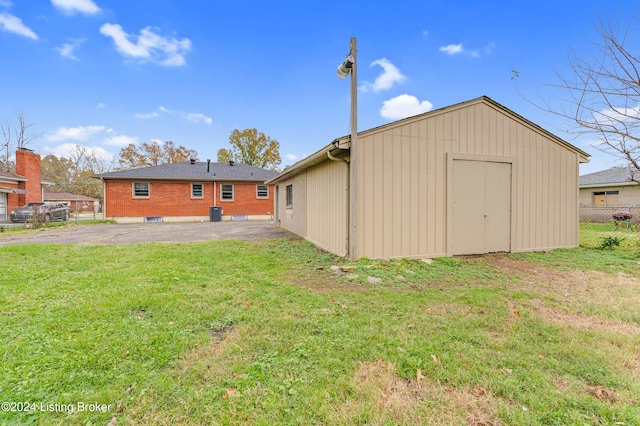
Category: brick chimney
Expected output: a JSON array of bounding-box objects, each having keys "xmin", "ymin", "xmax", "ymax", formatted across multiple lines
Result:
[{"xmin": 15, "ymin": 148, "xmax": 42, "ymax": 205}]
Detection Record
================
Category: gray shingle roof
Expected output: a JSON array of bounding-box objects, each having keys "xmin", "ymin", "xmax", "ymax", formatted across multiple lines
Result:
[
  {"xmin": 579, "ymin": 166, "xmax": 637, "ymax": 186},
  {"xmin": 93, "ymin": 161, "xmax": 278, "ymax": 181}
]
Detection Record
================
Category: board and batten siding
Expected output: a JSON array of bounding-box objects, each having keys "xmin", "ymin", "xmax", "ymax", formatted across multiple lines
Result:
[
  {"xmin": 305, "ymin": 159, "xmax": 349, "ymax": 257},
  {"xmin": 275, "ymin": 172, "xmax": 307, "ymax": 237},
  {"xmin": 356, "ymin": 101, "xmax": 581, "ymax": 259}
]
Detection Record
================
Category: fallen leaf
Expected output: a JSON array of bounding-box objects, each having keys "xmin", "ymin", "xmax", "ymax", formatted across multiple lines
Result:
[
  {"xmin": 586, "ymin": 385, "xmax": 617, "ymax": 403},
  {"xmin": 408, "ymin": 324, "xmax": 415, "ymax": 328},
  {"xmin": 330, "ymin": 297, "xmax": 338, "ymax": 304},
  {"xmin": 472, "ymin": 386, "xmax": 486, "ymax": 396},
  {"xmin": 168, "ymin": 321, "xmax": 174, "ymax": 325},
  {"xmin": 431, "ymin": 354, "xmax": 441, "ymax": 364},
  {"xmin": 223, "ymin": 387, "xmax": 238, "ymax": 400},
  {"xmin": 503, "ymin": 368, "xmax": 513, "ymax": 375},
  {"xmin": 538, "ymin": 353, "xmax": 547, "ymax": 359},
  {"xmin": 416, "ymin": 369, "xmax": 425, "ymax": 381},
  {"xmin": 512, "ymin": 309, "xmax": 520, "ymax": 317},
  {"xmin": 425, "ymin": 308, "xmax": 433, "ymax": 313},
  {"xmin": 245, "ymin": 301, "xmax": 251, "ymax": 308},
  {"xmin": 107, "ymin": 416, "xmax": 117, "ymax": 426}
]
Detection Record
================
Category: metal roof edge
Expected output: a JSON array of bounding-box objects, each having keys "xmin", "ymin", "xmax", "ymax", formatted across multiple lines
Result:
[
  {"xmin": 266, "ymin": 138, "xmax": 347, "ymax": 184},
  {"xmin": 580, "ymin": 182, "xmax": 638, "ymax": 188}
]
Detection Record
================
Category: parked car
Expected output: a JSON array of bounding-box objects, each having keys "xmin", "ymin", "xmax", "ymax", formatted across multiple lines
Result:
[{"xmin": 10, "ymin": 202, "xmax": 70, "ymax": 223}]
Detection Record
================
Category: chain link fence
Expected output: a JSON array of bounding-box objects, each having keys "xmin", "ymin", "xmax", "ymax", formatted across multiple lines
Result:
[{"xmin": 580, "ymin": 206, "xmax": 640, "ymax": 250}]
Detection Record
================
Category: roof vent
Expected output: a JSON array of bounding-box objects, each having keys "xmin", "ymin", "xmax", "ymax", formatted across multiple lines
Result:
[
  {"xmin": 190, "ymin": 158, "xmax": 196, "ymax": 165},
  {"xmin": 229, "ymin": 160, "xmax": 235, "ymax": 166}
]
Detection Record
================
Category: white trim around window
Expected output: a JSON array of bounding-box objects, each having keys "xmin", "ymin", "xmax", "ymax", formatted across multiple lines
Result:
[
  {"xmin": 221, "ymin": 183, "xmax": 234, "ymax": 201},
  {"xmin": 256, "ymin": 184, "xmax": 269, "ymax": 199},
  {"xmin": 133, "ymin": 182, "xmax": 150, "ymax": 198},
  {"xmin": 191, "ymin": 182, "xmax": 204, "ymax": 199}
]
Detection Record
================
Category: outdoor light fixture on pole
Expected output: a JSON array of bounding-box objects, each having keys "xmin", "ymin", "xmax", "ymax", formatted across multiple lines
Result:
[{"xmin": 336, "ymin": 37, "xmax": 357, "ymax": 260}]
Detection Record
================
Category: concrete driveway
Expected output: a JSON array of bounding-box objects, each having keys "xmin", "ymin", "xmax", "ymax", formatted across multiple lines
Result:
[{"xmin": 0, "ymin": 221, "xmax": 293, "ymax": 246}]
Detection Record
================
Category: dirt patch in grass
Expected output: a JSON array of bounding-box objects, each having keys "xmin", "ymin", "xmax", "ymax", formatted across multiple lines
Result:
[
  {"xmin": 331, "ymin": 360, "xmax": 505, "ymax": 426},
  {"xmin": 482, "ymin": 256, "xmax": 640, "ymax": 319},
  {"xmin": 529, "ymin": 299, "xmax": 640, "ymax": 337}
]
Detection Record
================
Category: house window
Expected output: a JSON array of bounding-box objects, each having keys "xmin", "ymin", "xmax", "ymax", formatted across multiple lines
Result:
[
  {"xmin": 221, "ymin": 184, "xmax": 234, "ymax": 201},
  {"xmin": 191, "ymin": 183, "xmax": 204, "ymax": 198},
  {"xmin": 133, "ymin": 182, "xmax": 150, "ymax": 198},
  {"xmin": 256, "ymin": 184, "xmax": 269, "ymax": 198},
  {"xmin": 593, "ymin": 190, "xmax": 619, "ymax": 206},
  {"xmin": 286, "ymin": 184, "xmax": 293, "ymax": 208}
]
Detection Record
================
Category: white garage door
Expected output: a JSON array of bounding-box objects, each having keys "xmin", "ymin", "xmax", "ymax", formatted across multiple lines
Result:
[{"xmin": 452, "ymin": 159, "xmax": 512, "ymax": 255}]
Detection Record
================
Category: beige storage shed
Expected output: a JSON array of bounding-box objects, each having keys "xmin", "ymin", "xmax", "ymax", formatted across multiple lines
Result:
[{"xmin": 267, "ymin": 96, "xmax": 590, "ymax": 260}]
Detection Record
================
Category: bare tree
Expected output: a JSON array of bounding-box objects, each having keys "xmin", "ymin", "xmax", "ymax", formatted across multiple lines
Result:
[
  {"xmin": 542, "ymin": 15, "xmax": 640, "ymax": 180},
  {"xmin": 0, "ymin": 112, "xmax": 40, "ymax": 172},
  {"xmin": 15, "ymin": 112, "xmax": 39, "ymax": 149},
  {"xmin": 0, "ymin": 121, "xmax": 12, "ymax": 172}
]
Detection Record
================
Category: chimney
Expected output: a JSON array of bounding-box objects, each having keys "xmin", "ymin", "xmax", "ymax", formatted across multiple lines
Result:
[
  {"xmin": 207, "ymin": 159, "xmax": 210, "ymax": 173},
  {"xmin": 15, "ymin": 148, "xmax": 42, "ymax": 205}
]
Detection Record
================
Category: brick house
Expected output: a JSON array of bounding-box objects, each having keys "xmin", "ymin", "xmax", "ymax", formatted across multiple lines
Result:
[
  {"xmin": 0, "ymin": 149, "xmax": 45, "ymax": 222},
  {"xmin": 93, "ymin": 160, "xmax": 278, "ymax": 222}
]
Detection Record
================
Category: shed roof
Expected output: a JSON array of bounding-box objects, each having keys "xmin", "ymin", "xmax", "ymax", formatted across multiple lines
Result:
[
  {"xmin": 268, "ymin": 96, "xmax": 590, "ymax": 184},
  {"xmin": 44, "ymin": 192, "xmax": 99, "ymax": 202},
  {"xmin": 93, "ymin": 161, "xmax": 278, "ymax": 182},
  {"xmin": 579, "ymin": 166, "xmax": 638, "ymax": 188}
]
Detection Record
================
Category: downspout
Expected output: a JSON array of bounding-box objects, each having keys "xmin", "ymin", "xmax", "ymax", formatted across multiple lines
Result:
[
  {"xmin": 100, "ymin": 178, "xmax": 106, "ymax": 219},
  {"xmin": 327, "ymin": 150, "xmax": 350, "ymax": 258}
]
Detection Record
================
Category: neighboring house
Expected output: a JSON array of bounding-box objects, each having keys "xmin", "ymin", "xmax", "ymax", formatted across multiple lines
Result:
[
  {"xmin": 44, "ymin": 192, "xmax": 101, "ymax": 213},
  {"xmin": 93, "ymin": 160, "xmax": 278, "ymax": 222},
  {"xmin": 579, "ymin": 166, "xmax": 640, "ymax": 222},
  {"xmin": 579, "ymin": 166, "xmax": 640, "ymax": 206},
  {"xmin": 267, "ymin": 96, "xmax": 590, "ymax": 260},
  {"xmin": 0, "ymin": 149, "xmax": 46, "ymax": 222}
]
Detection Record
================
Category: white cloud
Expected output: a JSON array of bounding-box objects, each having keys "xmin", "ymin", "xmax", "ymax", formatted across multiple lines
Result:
[
  {"xmin": 45, "ymin": 143, "xmax": 114, "ymax": 161},
  {"xmin": 439, "ymin": 43, "xmax": 463, "ymax": 55},
  {"xmin": 0, "ymin": 12, "xmax": 38, "ymax": 39},
  {"xmin": 134, "ymin": 111, "xmax": 159, "ymax": 119},
  {"xmin": 96, "ymin": 102, "xmax": 105, "ymax": 108},
  {"xmin": 47, "ymin": 125, "xmax": 108, "ymax": 142},
  {"xmin": 359, "ymin": 58, "xmax": 406, "ymax": 93},
  {"xmin": 439, "ymin": 42, "xmax": 495, "ymax": 58},
  {"xmin": 186, "ymin": 112, "xmax": 212, "ymax": 125},
  {"xmin": 0, "ymin": 0, "xmax": 12, "ymax": 7},
  {"xmin": 144, "ymin": 105, "xmax": 212, "ymax": 124},
  {"xmin": 51, "ymin": 0, "xmax": 100, "ymax": 15},
  {"xmin": 99, "ymin": 23, "xmax": 192, "ymax": 67},
  {"xmin": 593, "ymin": 104, "xmax": 640, "ymax": 125},
  {"xmin": 285, "ymin": 153, "xmax": 298, "ymax": 161},
  {"xmin": 102, "ymin": 134, "xmax": 138, "ymax": 147},
  {"xmin": 55, "ymin": 38, "xmax": 85, "ymax": 60},
  {"xmin": 422, "ymin": 29, "xmax": 429, "ymax": 38},
  {"xmin": 380, "ymin": 94, "xmax": 433, "ymax": 120}
]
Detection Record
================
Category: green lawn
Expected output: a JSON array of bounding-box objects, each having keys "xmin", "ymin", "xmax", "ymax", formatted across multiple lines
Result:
[
  {"xmin": 1, "ymin": 238, "xmax": 640, "ymax": 425},
  {"xmin": 580, "ymin": 221, "xmax": 640, "ymax": 250}
]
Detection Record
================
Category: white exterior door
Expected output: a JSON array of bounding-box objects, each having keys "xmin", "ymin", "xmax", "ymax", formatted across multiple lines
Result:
[
  {"xmin": 0, "ymin": 192, "xmax": 6, "ymax": 221},
  {"xmin": 452, "ymin": 159, "xmax": 512, "ymax": 255}
]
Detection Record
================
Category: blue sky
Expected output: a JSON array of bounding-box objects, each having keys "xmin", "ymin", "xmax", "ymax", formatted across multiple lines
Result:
[{"xmin": 0, "ymin": 0, "xmax": 637, "ymax": 174}]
